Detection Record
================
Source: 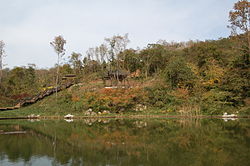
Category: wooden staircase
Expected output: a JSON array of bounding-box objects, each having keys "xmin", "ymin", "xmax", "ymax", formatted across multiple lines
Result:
[{"xmin": 0, "ymin": 82, "xmax": 74, "ymax": 111}]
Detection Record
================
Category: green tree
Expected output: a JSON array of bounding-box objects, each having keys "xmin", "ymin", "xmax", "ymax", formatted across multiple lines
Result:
[
  {"xmin": 69, "ymin": 52, "xmax": 82, "ymax": 75},
  {"xmin": 140, "ymin": 44, "xmax": 169, "ymax": 78},
  {"xmin": 184, "ymin": 41, "xmax": 224, "ymax": 82},
  {"xmin": 164, "ymin": 56, "xmax": 196, "ymax": 89},
  {"xmin": 6, "ymin": 66, "xmax": 37, "ymax": 98},
  {"xmin": 60, "ymin": 64, "xmax": 73, "ymax": 76},
  {"xmin": 121, "ymin": 49, "xmax": 142, "ymax": 72}
]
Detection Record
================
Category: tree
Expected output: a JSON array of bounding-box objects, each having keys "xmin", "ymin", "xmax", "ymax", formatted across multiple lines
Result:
[
  {"xmin": 0, "ymin": 40, "xmax": 6, "ymax": 84},
  {"xmin": 50, "ymin": 35, "xmax": 66, "ymax": 98},
  {"xmin": 140, "ymin": 44, "xmax": 169, "ymax": 78},
  {"xmin": 105, "ymin": 33, "xmax": 130, "ymax": 67},
  {"xmin": 104, "ymin": 34, "xmax": 130, "ymax": 82},
  {"xmin": 86, "ymin": 48, "xmax": 95, "ymax": 61},
  {"xmin": 6, "ymin": 66, "xmax": 37, "ymax": 97},
  {"xmin": 99, "ymin": 44, "xmax": 108, "ymax": 64},
  {"xmin": 86, "ymin": 48, "xmax": 97, "ymax": 73},
  {"xmin": 226, "ymin": 0, "xmax": 250, "ymax": 100},
  {"xmin": 105, "ymin": 37, "xmax": 115, "ymax": 63},
  {"xmin": 121, "ymin": 49, "xmax": 142, "ymax": 72},
  {"xmin": 96, "ymin": 44, "xmax": 108, "ymax": 71},
  {"xmin": 69, "ymin": 52, "xmax": 82, "ymax": 75},
  {"xmin": 60, "ymin": 64, "xmax": 74, "ymax": 76},
  {"xmin": 164, "ymin": 56, "xmax": 196, "ymax": 89},
  {"xmin": 229, "ymin": 0, "xmax": 250, "ymax": 63}
]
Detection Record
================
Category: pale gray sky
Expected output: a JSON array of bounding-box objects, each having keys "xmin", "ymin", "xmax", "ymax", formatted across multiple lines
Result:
[{"xmin": 0, "ymin": 0, "xmax": 236, "ymax": 68}]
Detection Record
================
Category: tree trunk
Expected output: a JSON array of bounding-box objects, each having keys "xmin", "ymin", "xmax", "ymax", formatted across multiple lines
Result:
[
  {"xmin": 247, "ymin": 30, "xmax": 250, "ymax": 63},
  {"xmin": 0, "ymin": 59, "xmax": 2, "ymax": 84},
  {"xmin": 0, "ymin": 52, "xmax": 2, "ymax": 84},
  {"xmin": 56, "ymin": 53, "xmax": 60, "ymax": 100}
]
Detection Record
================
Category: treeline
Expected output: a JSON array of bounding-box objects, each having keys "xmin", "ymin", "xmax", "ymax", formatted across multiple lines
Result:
[{"xmin": 0, "ymin": 35, "xmax": 249, "ymax": 114}]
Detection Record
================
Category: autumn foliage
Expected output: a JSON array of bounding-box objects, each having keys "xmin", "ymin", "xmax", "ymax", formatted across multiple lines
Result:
[{"xmin": 82, "ymin": 87, "xmax": 147, "ymax": 112}]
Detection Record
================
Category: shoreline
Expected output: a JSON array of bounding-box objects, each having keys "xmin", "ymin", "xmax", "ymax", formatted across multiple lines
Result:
[{"xmin": 0, "ymin": 115, "xmax": 250, "ymax": 120}]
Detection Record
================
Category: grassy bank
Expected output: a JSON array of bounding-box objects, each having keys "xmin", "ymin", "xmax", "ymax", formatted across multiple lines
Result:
[{"xmin": 0, "ymin": 78, "xmax": 249, "ymax": 118}]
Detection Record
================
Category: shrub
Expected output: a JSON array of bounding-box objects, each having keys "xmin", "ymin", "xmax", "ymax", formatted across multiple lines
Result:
[
  {"xmin": 82, "ymin": 88, "xmax": 147, "ymax": 113},
  {"xmin": 145, "ymin": 85, "xmax": 179, "ymax": 110}
]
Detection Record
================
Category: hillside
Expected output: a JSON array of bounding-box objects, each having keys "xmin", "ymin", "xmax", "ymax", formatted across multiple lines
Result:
[{"xmin": 0, "ymin": 36, "xmax": 249, "ymax": 117}]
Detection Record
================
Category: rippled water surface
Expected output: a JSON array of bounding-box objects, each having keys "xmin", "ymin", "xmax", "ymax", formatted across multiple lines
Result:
[{"xmin": 0, "ymin": 118, "xmax": 249, "ymax": 166}]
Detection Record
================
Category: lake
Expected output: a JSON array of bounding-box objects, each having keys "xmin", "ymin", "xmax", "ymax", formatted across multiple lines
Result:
[{"xmin": 0, "ymin": 118, "xmax": 249, "ymax": 166}]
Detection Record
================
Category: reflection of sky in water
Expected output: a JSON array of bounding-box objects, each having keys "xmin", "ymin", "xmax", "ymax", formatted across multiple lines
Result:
[{"xmin": 0, "ymin": 155, "xmax": 55, "ymax": 166}]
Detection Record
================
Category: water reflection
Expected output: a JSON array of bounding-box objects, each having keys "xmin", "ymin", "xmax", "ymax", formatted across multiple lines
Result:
[{"xmin": 0, "ymin": 118, "xmax": 249, "ymax": 166}]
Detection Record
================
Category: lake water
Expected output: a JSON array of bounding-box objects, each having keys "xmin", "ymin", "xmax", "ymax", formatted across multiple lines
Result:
[{"xmin": 0, "ymin": 118, "xmax": 249, "ymax": 166}]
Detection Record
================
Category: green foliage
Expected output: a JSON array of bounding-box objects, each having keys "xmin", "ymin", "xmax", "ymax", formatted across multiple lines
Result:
[
  {"xmin": 3, "ymin": 66, "xmax": 38, "ymax": 98},
  {"xmin": 163, "ymin": 56, "xmax": 196, "ymax": 89},
  {"xmin": 145, "ymin": 85, "xmax": 179, "ymax": 110},
  {"xmin": 185, "ymin": 42, "xmax": 223, "ymax": 68},
  {"xmin": 222, "ymin": 70, "xmax": 250, "ymax": 99},
  {"xmin": 201, "ymin": 89, "xmax": 239, "ymax": 114},
  {"xmin": 139, "ymin": 44, "xmax": 172, "ymax": 77},
  {"xmin": 69, "ymin": 52, "xmax": 83, "ymax": 75},
  {"xmin": 121, "ymin": 49, "xmax": 143, "ymax": 72},
  {"xmin": 57, "ymin": 91, "xmax": 72, "ymax": 105}
]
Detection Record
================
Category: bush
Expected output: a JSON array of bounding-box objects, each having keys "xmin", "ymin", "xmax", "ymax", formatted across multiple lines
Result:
[
  {"xmin": 145, "ymin": 85, "xmax": 179, "ymax": 110},
  {"xmin": 82, "ymin": 88, "xmax": 147, "ymax": 113}
]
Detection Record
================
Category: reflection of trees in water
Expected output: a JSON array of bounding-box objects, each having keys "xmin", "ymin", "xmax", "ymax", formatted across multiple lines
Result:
[
  {"xmin": 0, "ymin": 119, "xmax": 249, "ymax": 166},
  {"xmin": 0, "ymin": 124, "xmax": 76, "ymax": 165},
  {"xmin": 178, "ymin": 118, "xmax": 201, "ymax": 128}
]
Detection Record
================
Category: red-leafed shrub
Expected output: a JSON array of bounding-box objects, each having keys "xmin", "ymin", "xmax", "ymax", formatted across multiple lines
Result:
[{"xmin": 82, "ymin": 87, "xmax": 148, "ymax": 112}]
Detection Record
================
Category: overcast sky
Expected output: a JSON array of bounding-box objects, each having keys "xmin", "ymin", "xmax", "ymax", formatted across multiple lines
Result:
[{"xmin": 0, "ymin": 0, "xmax": 236, "ymax": 68}]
